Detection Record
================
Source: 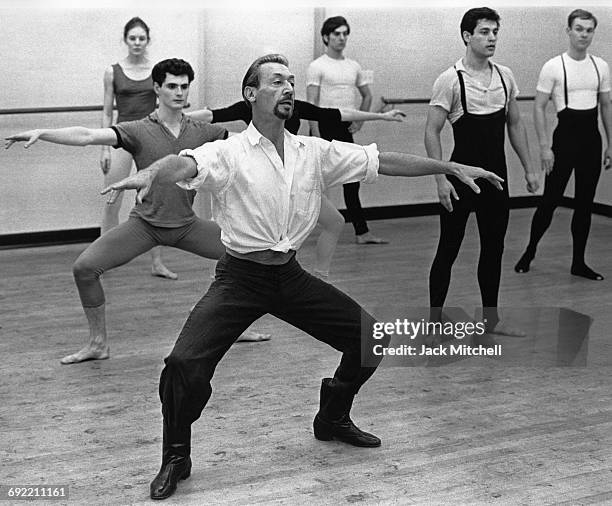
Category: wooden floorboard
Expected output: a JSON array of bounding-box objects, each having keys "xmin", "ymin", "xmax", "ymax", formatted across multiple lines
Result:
[{"xmin": 1, "ymin": 209, "xmax": 612, "ymax": 505}]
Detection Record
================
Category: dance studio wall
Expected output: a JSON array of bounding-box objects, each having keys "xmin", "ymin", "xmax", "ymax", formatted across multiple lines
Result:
[
  {"xmin": 321, "ymin": 4, "xmax": 612, "ymax": 211},
  {"xmin": 1, "ymin": 4, "xmax": 611, "ymax": 236},
  {"xmin": 0, "ymin": 8, "xmax": 205, "ymax": 235},
  {"xmin": 0, "ymin": 7, "xmax": 314, "ymax": 235}
]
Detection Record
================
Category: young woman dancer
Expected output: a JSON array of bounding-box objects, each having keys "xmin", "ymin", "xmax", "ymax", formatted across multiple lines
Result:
[{"xmin": 101, "ymin": 16, "xmax": 177, "ymax": 279}]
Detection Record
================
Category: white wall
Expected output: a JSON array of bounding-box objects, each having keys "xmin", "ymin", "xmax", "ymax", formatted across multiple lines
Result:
[
  {"xmin": 1, "ymin": 3, "xmax": 611, "ymax": 235},
  {"xmin": 200, "ymin": 8, "xmax": 314, "ymax": 110},
  {"xmin": 1, "ymin": 8, "xmax": 205, "ymax": 109},
  {"xmin": 0, "ymin": 8, "xmax": 205, "ymax": 234}
]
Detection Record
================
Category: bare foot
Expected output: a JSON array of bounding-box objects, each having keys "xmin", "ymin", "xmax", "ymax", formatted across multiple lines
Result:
[
  {"xmin": 355, "ymin": 232, "xmax": 389, "ymax": 245},
  {"xmin": 151, "ymin": 264, "xmax": 178, "ymax": 280},
  {"xmin": 236, "ymin": 330, "xmax": 271, "ymax": 342},
  {"xmin": 60, "ymin": 345, "xmax": 110, "ymax": 364},
  {"xmin": 488, "ymin": 321, "xmax": 526, "ymax": 337}
]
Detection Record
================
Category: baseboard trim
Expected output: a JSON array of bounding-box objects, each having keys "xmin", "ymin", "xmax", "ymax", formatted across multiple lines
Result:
[{"xmin": 2, "ymin": 197, "xmax": 610, "ymax": 249}]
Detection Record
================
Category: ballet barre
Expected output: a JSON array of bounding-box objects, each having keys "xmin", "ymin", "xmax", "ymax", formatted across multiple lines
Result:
[
  {"xmin": 379, "ymin": 95, "xmax": 536, "ymax": 111},
  {"xmin": 0, "ymin": 103, "xmax": 191, "ymax": 116}
]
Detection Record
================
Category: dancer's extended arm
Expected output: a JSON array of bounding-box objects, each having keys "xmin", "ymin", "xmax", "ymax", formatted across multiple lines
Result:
[
  {"xmin": 378, "ymin": 152, "xmax": 503, "ymax": 193},
  {"xmin": 340, "ymin": 108, "xmax": 405, "ymax": 122},
  {"xmin": 5, "ymin": 127, "xmax": 117, "ymax": 149},
  {"xmin": 101, "ymin": 154, "xmax": 196, "ymax": 204}
]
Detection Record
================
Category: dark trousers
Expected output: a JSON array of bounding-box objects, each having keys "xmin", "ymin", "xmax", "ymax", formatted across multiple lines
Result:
[
  {"xmin": 318, "ymin": 121, "xmax": 369, "ymax": 236},
  {"xmin": 429, "ymin": 184, "xmax": 510, "ymax": 328},
  {"xmin": 160, "ymin": 253, "xmax": 380, "ymax": 427}
]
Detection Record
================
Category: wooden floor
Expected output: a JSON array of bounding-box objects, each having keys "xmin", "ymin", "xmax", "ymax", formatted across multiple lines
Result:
[{"xmin": 2, "ymin": 209, "xmax": 612, "ymax": 505}]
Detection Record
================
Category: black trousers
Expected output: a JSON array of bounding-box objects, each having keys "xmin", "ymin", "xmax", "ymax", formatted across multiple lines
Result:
[
  {"xmin": 318, "ymin": 121, "xmax": 369, "ymax": 236},
  {"xmin": 159, "ymin": 253, "xmax": 381, "ymax": 428}
]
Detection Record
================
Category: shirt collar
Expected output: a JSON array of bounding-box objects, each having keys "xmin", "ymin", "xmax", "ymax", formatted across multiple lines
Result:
[
  {"xmin": 148, "ymin": 110, "xmax": 187, "ymax": 125},
  {"xmin": 245, "ymin": 121, "xmax": 264, "ymax": 145},
  {"xmin": 245, "ymin": 121, "xmax": 306, "ymax": 149},
  {"xmin": 455, "ymin": 58, "xmax": 495, "ymax": 76}
]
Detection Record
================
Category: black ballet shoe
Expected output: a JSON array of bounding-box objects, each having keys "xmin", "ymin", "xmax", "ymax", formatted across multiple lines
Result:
[
  {"xmin": 150, "ymin": 455, "xmax": 191, "ymax": 500},
  {"xmin": 571, "ymin": 264, "xmax": 604, "ymax": 281},
  {"xmin": 514, "ymin": 251, "xmax": 534, "ymax": 273}
]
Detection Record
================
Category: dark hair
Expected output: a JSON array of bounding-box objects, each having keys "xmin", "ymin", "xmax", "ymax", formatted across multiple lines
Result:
[
  {"xmin": 321, "ymin": 16, "xmax": 350, "ymax": 45},
  {"xmin": 151, "ymin": 59, "xmax": 195, "ymax": 86},
  {"xmin": 123, "ymin": 16, "xmax": 150, "ymax": 41},
  {"xmin": 568, "ymin": 9, "xmax": 597, "ymax": 29},
  {"xmin": 460, "ymin": 7, "xmax": 500, "ymax": 45},
  {"xmin": 241, "ymin": 54, "xmax": 289, "ymax": 108}
]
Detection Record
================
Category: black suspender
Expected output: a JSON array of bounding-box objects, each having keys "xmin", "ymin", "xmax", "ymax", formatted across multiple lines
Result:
[
  {"xmin": 561, "ymin": 53, "xmax": 601, "ymax": 108},
  {"xmin": 454, "ymin": 63, "xmax": 508, "ymax": 114}
]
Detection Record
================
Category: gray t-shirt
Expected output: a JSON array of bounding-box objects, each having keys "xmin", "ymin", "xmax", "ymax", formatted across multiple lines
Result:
[{"xmin": 113, "ymin": 112, "xmax": 227, "ymax": 227}]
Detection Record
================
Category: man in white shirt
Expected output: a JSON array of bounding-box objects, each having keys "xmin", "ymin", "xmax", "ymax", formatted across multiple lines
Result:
[
  {"xmin": 425, "ymin": 7, "xmax": 539, "ymax": 336},
  {"xmin": 104, "ymin": 54, "xmax": 503, "ymax": 501},
  {"xmin": 514, "ymin": 8, "xmax": 612, "ymax": 280},
  {"xmin": 307, "ymin": 16, "xmax": 385, "ymax": 245}
]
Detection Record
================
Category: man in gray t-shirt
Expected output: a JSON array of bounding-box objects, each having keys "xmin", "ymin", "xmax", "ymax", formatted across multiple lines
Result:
[
  {"xmin": 113, "ymin": 112, "xmax": 225, "ymax": 227},
  {"xmin": 6, "ymin": 58, "xmax": 267, "ymax": 365}
]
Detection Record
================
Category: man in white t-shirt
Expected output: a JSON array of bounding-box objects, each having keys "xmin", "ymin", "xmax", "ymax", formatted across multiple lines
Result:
[
  {"xmin": 425, "ymin": 7, "xmax": 538, "ymax": 335},
  {"xmin": 307, "ymin": 15, "xmax": 386, "ymax": 245},
  {"xmin": 515, "ymin": 8, "xmax": 612, "ymax": 280}
]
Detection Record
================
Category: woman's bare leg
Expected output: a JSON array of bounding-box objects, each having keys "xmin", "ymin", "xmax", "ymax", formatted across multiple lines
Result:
[{"xmin": 313, "ymin": 194, "xmax": 345, "ymax": 278}]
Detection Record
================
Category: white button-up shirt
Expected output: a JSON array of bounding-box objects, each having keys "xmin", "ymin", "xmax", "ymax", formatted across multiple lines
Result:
[{"xmin": 178, "ymin": 122, "xmax": 379, "ymax": 254}]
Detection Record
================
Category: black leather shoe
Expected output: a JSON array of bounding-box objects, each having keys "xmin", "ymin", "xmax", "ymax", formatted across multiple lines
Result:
[
  {"xmin": 313, "ymin": 413, "xmax": 381, "ymax": 447},
  {"xmin": 150, "ymin": 455, "xmax": 192, "ymax": 500}
]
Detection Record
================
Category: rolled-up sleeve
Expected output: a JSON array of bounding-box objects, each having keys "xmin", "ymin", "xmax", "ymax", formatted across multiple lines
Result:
[
  {"xmin": 429, "ymin": 72, "xmax": 454, "ymax": 112},
  {"xmin": 536, "ymin": 59, "xmax": 556, "ymax": 95},
  {"xmin": 176, "ymin": 141, "xmax": 231, "ymax": 193},
  {"xmin": 306, "ymin": 61, "xmax": 322, "ymax": 88},
  {"xmin": 321, "ymin": 140, "xmax": 379, "ymax": 189}
]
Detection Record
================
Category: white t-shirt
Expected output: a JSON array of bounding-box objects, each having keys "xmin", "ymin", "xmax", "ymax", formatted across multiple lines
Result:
[
  {"xmin": 536, "ymin": 52, "xmax": 611, "ymax": 112},
  {"xmin": 306, "ymin": 53, "xmax": 370, "ymax": 110},
  {"xmin": 429, "ymin": 59, "xmax": 519, "ymax": 124}
]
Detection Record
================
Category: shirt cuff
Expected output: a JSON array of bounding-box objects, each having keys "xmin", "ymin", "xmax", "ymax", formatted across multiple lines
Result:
[
  {"xmin": 362, "ymin": 143, "xmax": 379, "ymax": 184},
  {"xmin": 429, "ymin": 99, "xmax": 451, "ymax": 112},
  {"xmin": 175, "ymin": 149, "xmax": 205, "ymax": 191},
  {"xmin": 535, "ymin": 85, "xmax": 552, "ymax": 94}
]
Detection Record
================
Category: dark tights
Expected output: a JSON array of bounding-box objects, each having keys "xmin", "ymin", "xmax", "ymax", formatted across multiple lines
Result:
[
  {"xmin": 516, "ymin": 121, "xmax": 602, "ymax": 278},
  {"xmin": 430, "ymin": 181, "xmax": 509, "ymax": 329}
]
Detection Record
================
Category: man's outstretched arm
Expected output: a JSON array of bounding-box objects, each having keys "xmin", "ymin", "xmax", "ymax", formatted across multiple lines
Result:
[
  {"xmin": 5, "ymin": 127, "xmax": 117, "ymax": 149},
  {"xmin": 378, "ymin": 152, "xmax": 504, "ymax": 194},
  {"xmin": 101, "ymin": 154, "xmax": 198, "ymax": 204}
]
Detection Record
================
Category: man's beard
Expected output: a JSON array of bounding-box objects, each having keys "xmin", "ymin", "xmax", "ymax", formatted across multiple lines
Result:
[{"xmin": 274, "ymin": 102, "xmax": 293, "ymax": 120}]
